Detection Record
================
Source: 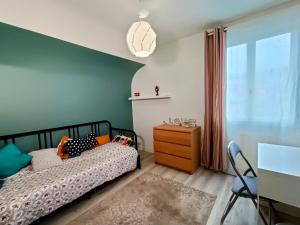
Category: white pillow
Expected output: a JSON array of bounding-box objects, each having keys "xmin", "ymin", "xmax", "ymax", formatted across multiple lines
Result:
[{"xmin": 29, "ymin": 148, "xmax": 63, "ymax": 171}]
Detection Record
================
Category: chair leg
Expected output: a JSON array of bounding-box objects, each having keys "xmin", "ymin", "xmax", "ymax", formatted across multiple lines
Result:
[
  {"xmin": 229, "ymin": 192, "xmax": 235, "ymax": 202},
  {"xmin": 221, "ymin": 193, "xmax": 239, "ymax": 224},
  {"xmin": 250, "ymin": 198, "xmax": 268, "ymax": 225}
]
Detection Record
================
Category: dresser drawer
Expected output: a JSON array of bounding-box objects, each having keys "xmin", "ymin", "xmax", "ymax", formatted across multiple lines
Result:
[
  {"xmin": 154, "ymin": 141, "xmax": 192, "ymax": 159},
  {"xmin": 153, "ymin": 129, "xmax": 191, "ymax": 146},
  {"xmin": 154, "ymin": 152, "xmax": 194, "ymax": 173}
]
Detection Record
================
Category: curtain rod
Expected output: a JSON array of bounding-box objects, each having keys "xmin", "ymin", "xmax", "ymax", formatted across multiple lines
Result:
[{"xmin": 207, "ymin": 27, "xmax": 228, "ymax": 36}]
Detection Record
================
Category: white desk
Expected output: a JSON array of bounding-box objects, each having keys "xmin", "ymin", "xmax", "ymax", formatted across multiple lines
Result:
[{"xmin": 258, "ymin": 143, "xmax": 300, "ymax": 208}]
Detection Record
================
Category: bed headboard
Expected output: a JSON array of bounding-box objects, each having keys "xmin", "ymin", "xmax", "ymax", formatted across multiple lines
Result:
[{"xmin": 0, "ymin": 120, "xmax": 138, "ymax": 150}]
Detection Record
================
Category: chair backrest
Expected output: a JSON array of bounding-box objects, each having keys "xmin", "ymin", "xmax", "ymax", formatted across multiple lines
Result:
[
  {"xmin": 228, "ymin": 141, "xmax": 242, "ymax": 161},
  {"xmin": 227, "ymin": 141, "xmax": 257, "ymax": 178},
  {"xmin": 228, "ymin": 141, "xmax": 258, "ymax": 197}
]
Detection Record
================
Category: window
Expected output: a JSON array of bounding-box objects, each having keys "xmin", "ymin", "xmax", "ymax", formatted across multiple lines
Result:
[
  {"xmin": 225, "ymin": 4, "xmax": 300, "ymax": 172},
  {"xmin": 226, "ymin": 32, "xmax": 299, "ymax": 128}
]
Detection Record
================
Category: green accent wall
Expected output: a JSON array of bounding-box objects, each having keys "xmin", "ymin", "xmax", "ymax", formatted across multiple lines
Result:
[{"xmin": 0, "ymin": 22, "xmax": 143, "ymax": 136}]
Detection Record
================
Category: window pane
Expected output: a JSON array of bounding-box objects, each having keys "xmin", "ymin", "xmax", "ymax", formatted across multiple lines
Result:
[
  {"xmin": 253, "ymin": 33, "xmax": 291, "ymax": 124},
  {"xmin": 226, "ymin": 44, "xmax": 248, "ymax": 123}
]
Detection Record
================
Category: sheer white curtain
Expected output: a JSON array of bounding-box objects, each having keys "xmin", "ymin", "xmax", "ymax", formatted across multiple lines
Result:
[{"xmin": 226, "ymin": 4, "xmax": 300, "ymax": 171}]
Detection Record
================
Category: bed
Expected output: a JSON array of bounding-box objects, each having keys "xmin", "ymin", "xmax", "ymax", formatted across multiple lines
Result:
[{"xmin": 0, "ymin": 121, "xmax": 140, "ymax": 225}]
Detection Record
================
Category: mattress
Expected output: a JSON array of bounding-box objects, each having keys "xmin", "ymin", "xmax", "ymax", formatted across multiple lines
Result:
[{"xmin": 0, "ymin": 143, "xmax": 138, "ymax": 225}]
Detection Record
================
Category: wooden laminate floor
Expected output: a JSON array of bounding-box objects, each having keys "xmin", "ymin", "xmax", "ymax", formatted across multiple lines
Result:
[{"xmin": 36, "ymin": 151, "xmax": 264, "ymax": 225}]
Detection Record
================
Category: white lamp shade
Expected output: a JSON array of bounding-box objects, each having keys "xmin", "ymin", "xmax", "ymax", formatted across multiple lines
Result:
[{"xmin": 126, "ymin": 21, "xmax": 157, "ymax": 58}]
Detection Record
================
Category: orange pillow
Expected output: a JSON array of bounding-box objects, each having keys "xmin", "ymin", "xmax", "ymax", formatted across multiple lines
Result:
[
  {"xmin": 95, "ymin": 134, "xmax": 110, "ymax": 147},
  {"xmin": 57, "ymin": 135, "xmax": 71, "ymax": 159}
]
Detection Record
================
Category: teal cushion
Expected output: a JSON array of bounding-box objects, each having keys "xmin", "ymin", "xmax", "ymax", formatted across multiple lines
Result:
[{"xmin": 0, "ymin": 144, "xmax": 32, "ymax": 178}]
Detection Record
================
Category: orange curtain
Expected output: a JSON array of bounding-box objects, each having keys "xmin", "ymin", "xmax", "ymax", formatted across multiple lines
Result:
[{"xmin": 201, "ymin": 26, "xmax": 226, "ymax": 171}]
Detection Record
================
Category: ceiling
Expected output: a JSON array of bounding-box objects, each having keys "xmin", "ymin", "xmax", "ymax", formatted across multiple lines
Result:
[
  {"xmin": 0, "ymin": 0, "xmax": 293, "ymax": 62},
  {"xmin": 65, "ymin": 0, "xmax": 291, "ymax": 44}
]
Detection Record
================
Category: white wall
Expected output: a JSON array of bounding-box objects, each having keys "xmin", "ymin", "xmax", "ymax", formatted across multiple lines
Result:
[
  {"xmin": 0, "ymin": 0, "xmax": 144, "ymax": 64},
  {"xmin": 132, "ymin": 32, "xmax": 205, "ymax": 152}
]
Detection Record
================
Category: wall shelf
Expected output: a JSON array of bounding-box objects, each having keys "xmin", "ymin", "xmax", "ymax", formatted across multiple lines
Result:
[{"xmin": 128, "ymin": 94, "xmax": 171, "ymax": 101}]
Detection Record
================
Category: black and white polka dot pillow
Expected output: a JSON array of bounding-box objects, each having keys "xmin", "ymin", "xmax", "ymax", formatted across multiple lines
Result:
[
  {"xmin": 86, "ymin": 133, "xmax": 98, "ymax": 148},
  {"xmin": 64, "ymin": 133, "xmax": 98, "ymax": 157}
]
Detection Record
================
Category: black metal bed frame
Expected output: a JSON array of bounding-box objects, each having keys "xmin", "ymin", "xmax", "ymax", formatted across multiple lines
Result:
[{"xmin": 0, "ymin": 120, "xmax": 141, "ymax": 169}]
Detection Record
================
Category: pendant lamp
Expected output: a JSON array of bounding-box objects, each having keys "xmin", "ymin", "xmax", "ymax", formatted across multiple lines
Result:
[{"xmin": 126, "ymin": 10, "xmax": 157, "ymax": 58}]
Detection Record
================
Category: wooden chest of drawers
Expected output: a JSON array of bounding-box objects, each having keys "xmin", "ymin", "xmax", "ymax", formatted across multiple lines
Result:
[{"xmin": 153, "ymin": 124, "xmax": 201, "ymax": 173}]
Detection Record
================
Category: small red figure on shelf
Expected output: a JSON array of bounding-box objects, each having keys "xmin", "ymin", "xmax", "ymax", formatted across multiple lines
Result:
[{"xmin": 155, "ymin": 85, "xmax": 159, "ymax": 96}]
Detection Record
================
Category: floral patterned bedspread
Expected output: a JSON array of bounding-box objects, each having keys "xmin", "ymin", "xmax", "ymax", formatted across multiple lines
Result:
[{"xmin": 0, "ymin": 143, "xmax": 138, "ymax": 225}]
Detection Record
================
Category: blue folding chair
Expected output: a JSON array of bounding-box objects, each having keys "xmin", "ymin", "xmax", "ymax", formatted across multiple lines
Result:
[{"xmin": 221, "ymin": 141, "xmax": 268, "ymax": 225}]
